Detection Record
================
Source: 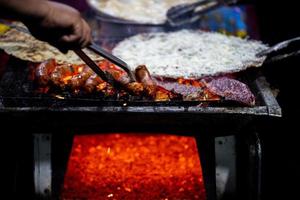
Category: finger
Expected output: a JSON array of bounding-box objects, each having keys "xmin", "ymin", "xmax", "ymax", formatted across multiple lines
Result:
[
  {"xmin": 61, "ymin": 33, "xmax": 81, "ymax": 43},
  {"xmin": 77, "ymin": 20, "xmax": 86, "ymax": 46},
  {"xmin": 81, "ymin": 19, "xmax": 92, "ymax": 48},
  {"xmin": 61, "ymin": 20, "xmax": 83, "ymax": 43},
  {"xmin": 78, "ymin": 20, "xmax": 88, "ymax": 48}
]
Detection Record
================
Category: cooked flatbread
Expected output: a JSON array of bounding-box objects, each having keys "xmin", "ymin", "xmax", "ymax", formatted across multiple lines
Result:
[
  {"xmin": 113, "ymin": 30, "xmax": 269, "ymax": 78},
  {"xmin": 89, "ymin": 0, "xmax": 198, "ymax": 24},
  {"xmin": 0, "ymin": 24, "xmax": 103, "ymax": 64}
]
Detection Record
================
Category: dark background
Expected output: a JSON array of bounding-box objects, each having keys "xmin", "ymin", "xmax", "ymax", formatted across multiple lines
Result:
[{"xmin": 255, "ymin": 0, "xmax": 300, "ymax": 199}]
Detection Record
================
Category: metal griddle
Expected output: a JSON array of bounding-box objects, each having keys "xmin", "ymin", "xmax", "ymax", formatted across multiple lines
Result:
[
  {"xmin": 0, "ymin": 58, "xmax": 281, "ymax": 135},
  {"xmin": 0, "ymin": 58, "xmax": 279, "ymax": 112}
]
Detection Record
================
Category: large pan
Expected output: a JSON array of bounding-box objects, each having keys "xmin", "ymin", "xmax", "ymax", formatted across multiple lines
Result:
[
  {"xmin": 256, "ymin": 37, "xmax": 300, "ymax": 64},
  {"xmin": 86, "ymin": 0, "xmax": 202, "ymax": 49}
]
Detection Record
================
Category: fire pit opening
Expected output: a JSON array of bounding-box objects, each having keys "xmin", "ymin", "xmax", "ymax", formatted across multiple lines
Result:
[{"xmin": 61, "ymin": 133, "xmax": 206, "ymax": 200}]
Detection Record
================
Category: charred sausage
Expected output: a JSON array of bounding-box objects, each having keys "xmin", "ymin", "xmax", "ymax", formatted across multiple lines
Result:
[
  {"xmin": 84, "ymin": 73, "xmax": 103, "ymax": 93},
  {"xmin": 50, "ymin": 64, "xmax": 78, "ymax": 87},
  {"xmin": 106, "ymin": 67, "xmax": 144, "ymax": 96},
  {"xmin": 35, "ymin": 59, "xmax": 56, "ymax": 85},
  {"xmin": 135, "ymin": 65, "xmax": 156, "ymax": 98},
  {"xmin": 69, "ymin": 66, "xmax": 93, "ymax": 90}
]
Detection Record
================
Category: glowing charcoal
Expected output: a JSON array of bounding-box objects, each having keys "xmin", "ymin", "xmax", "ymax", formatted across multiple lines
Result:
[{"xmin": 61, "ymin": 134, "xmax": 206, "ymax": 200}]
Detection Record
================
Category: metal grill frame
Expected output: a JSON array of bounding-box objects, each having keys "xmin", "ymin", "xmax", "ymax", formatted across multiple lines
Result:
[{"xmin": 0, "ymin": 61, "xmax": 281, "ymax": 200}]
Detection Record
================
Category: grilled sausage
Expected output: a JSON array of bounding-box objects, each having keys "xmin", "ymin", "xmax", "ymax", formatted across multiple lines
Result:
[
  {"xmin": 105, "ymin": 67, "xmax": 144, "ymax": 96},
  {"xmin": 50, "ymin": 64, "xmax": 77, "ymax": 87},
  {"xmin": 135, "ymin": 65, "xmax": 182, "ymax": 101},
  {"xmin": 124, "ymin": 82, "xmax": 144, "ymax": 96},
  {"xmin": 135, "ymin": 65, "xmax": 155, "ymax": 85},
  {"xmin": 135, "ymin": 65, "xmax": 156, "ymax": 98},
  {"xmin": 35, "ymin": 59, "xmax": 56, "ymax": 85},
  {"xmin": 69, "ymin": 66, "xmax": 93, "ymax": 90},
  {"xmin": 84, "ymin": 73, "xmax": 103, "ymax": 93}
]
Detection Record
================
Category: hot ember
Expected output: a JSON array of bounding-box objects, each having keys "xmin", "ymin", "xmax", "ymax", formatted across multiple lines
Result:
[{"xmin": 61, "ymin": 134, "xmax": 206, "ymax": 200}]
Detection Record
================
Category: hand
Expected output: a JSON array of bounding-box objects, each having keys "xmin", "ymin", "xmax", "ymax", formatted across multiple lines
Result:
[{"xmin": 24, "ymin": 1, "xmax": 91, "ymax": 52}]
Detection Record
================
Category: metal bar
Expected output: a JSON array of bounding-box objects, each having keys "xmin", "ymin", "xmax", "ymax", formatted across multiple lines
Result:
[
  {"xmin": 254, "ymin": 76, "xmax": 282, "ymax": 117},
  {"xmin": 34, "ymin": 134, "xmax": 52, "ymax": 199},
  {"xmin": 236, "ymin": 131, "xmax": 262, "ymax": 200},
  {"xmin": 255, "ymin": 133, "xmax": 262, "ymax": 200},
  {"xmin": 196, "ymin": 134, "xmax": 217, "ymax": 200},
  {"xmin": 215, "ymin": 136, "xmax": 237, "ymax": 199}
]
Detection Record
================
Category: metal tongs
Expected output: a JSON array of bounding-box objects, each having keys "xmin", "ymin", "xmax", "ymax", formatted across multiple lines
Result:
[
  {"xmin": 167, "ymin": 0, "xmax": 239, "ymax": 26},
  {"xmin": 256, "ymin": 37, "xmax": 300, "ymax": 63},
  {"xmin": 74, "ymin": 44, "xmax": 136, "ymax": 87}
]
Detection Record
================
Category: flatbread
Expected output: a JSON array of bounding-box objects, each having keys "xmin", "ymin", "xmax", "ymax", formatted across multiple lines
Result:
[
  {"xmin": 113, "ymin": 30, "xmax": 269, "ymax": 78},
  {"xmin": 88, "ymin": 0, "xmax": 198, "ymax": 24},
  {"xmin": 0, "ymin": 24, "xmax": 103, "ymax": 64}
]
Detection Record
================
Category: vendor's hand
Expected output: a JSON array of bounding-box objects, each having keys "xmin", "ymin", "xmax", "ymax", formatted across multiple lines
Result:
[{"xmin": 24, "ymin": 1, "xmax": 91, "ymax": 52}]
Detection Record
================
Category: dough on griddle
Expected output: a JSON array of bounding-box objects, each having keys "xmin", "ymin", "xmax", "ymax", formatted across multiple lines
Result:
[
  {"xmin": 0, "ymin": 24, "xmax": 103, "ymax": 64},
  {"xmin": 113, "ymin": 30, "xmax": 269, "ymax": 79}
]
